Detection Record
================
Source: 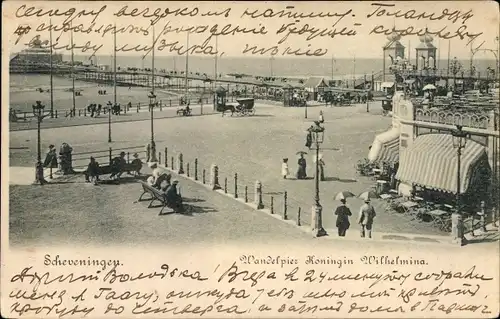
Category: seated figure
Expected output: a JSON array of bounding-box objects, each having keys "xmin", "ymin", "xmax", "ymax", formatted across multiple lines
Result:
[
  {"xmin": 85, "ymin": 157, "xmax": 101, "ymax": 185},
  {"xmin": 109, "ymin": 152, "xmax": 126, "ymax": 180},
  {"xmin": 129, "ymin": 153, "xmax": 143, "ymax": 175},
  {"xmin": 163, "ymin": 180, "xmax": 183, "ymax": 213}
]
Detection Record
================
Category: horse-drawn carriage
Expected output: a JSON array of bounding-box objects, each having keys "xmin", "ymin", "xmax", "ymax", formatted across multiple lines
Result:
[{"xmin": 217, "ymin": 98, "xmax": 255, "ymax": 116}]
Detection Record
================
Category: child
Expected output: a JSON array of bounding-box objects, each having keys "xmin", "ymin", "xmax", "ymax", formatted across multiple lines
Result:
[
  {"xmin": 319, "ymin": 110, "xmax": 324, "ymax": 123},
  {"xmin": 281, "ymin": 158, "xmax": 289, "ymax": 179}
]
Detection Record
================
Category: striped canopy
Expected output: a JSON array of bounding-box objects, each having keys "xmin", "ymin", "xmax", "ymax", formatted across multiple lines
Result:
[
  {"xmin": 368, "ymin": 128, "xmax": 400, "ymax": 163},
  {"xmin": 396, "ymin": 134, "xmax": 489, "ymax": 194}
]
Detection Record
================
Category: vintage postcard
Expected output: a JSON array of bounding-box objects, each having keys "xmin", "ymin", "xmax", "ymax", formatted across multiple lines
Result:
[{"xmin": 1, "ymin": 0, "xmax": 499, "ymax": 318}]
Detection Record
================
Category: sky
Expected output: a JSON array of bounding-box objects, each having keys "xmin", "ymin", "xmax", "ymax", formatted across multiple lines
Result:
[{"xmin": 3, "ymin": 1, "xmax": 499, "ymax": 60}]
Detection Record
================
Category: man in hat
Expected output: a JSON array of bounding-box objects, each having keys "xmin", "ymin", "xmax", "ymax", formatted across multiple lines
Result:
[
  {"xmin": 43, "ymin": 144, "xmax": 58, "ymax": 169},
  {"xmin": 110, "ymin": 151, "xmax": 126, "ymax": 180},
  {"xmin": 164, "ymin": 180, "xmax": 183, "ymax": 213},
  {"xmin": 358, "ymin": 198, "xmax": 377, "ymax": 238},
  {"xmin": 334, "ymin": 198, "xmax": 352, "ymax": 237},
  {"xmin": 130, "ymin": 153, "xmax": 143, "ymax": 176}
]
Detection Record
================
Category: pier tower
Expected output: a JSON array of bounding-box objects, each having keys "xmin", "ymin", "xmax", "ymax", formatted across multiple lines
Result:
[
  {"xmin": 415, "ymin": 32, "xmax": 437, "ymax": 70},
  {"xmin": 382, "ymin": 30, "xmax": 405, "ymax": 81}
]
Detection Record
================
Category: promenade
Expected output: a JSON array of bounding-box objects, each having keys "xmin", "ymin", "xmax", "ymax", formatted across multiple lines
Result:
[{"xmin": 9, "ymin": 101, "xmax": 499, "ymax": 247}]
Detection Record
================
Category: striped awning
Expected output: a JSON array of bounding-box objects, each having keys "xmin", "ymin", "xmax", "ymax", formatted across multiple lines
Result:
[
  {"xmin": 396, "ymin": 134, "xmax": 489, "ymax": 193},
  {"xmin": 368, "ymin": 128, "xmax": 400, "ymax": 163}
]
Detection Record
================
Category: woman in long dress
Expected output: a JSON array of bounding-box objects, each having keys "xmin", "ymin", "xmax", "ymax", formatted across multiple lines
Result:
[{"xmin": 296, "ymin": 154, "xmax": 307, "ymax": 179}]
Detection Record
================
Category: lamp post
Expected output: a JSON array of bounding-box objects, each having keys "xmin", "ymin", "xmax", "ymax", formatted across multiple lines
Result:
[
  {"xmin": 451, "ymin": 125, "xmax": 468, "ymax": 246},
  {"xmin": 311, "ymin": 122, "xmax": 327, "ymax": 237},
  {"xmin": 107, "ymin": 101, "xmax": 112, "ymax": 143},
  {"xmin": 148, "ymin": 91, "xmax": 157, "ymax": 162},
  {"xmin": 32, "ymin": 101, "xmax": 48, "ymax": 185}
]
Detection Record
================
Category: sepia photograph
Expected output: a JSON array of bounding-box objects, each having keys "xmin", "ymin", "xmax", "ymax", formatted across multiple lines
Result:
[{"xmin": 2, "ymin": 1, "xmax": 499, "ymax": 318}]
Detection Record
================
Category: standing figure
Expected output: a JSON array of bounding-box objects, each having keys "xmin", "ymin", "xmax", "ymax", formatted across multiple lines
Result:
[
  {"xmin": 358, "ymin": 199, "xmax": 377, "ymax": 238},
  {"xmin": 319, "ymin": 110, "xmax": 324, "ymax": 124},
  {"xmin": 305, "ymin": 126, "xmax": 313, "ymax": 150},
  {"xmin": 281, "ymin": 158, "xmax": 289, "ymax": 179},
  {"xmin": 59, "ymin": 142, "xmax": 74, "ymax": 175},
  {"xmin": 43, "ymin": 144, "xmax": 58, "ymax": 170},
  {"xmin": 296, "ymin": 154, "xmax": 307, "ymax": 180},
  {"xmin": 334, "ymin": 199, "xmax": 352, "ymax": 237}
]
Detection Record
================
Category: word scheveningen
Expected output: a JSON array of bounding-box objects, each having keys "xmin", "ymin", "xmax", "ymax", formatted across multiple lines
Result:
[{"xmin": 44, "ymin": 254, "xmax": 121, "ymax": 271}]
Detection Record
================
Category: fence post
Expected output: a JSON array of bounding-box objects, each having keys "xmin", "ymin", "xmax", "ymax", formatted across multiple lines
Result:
[
  {"xmin": 178, "ymin": 153, "xmax": 184, "ymax": 174},
  {"xmin": 244, "ymin": 186, "xmax": 248, "ymax": 203},
  {"xmin": 224, "ymin": 177, "xmax": 228, "ymax": 193},
  {"xmin": 194, "ymin": 158, "xmax": 198, "ymax": 180},
  {"xmin": 84, "ymin": 109, "xmax": 87, "ymax": 117},
  {"xmin": 169, "ymin": 100, "xmax": 172, "ymax": 107},
  {"xmin": 164, "ymin": 148, "xmax": 168, "ymax": 167},
  {"xmin": 160, "ymin": 101, "xmax": 163, "ymax": 111},
  {"xmin": 55, "ymin": 110, "xmax": 58, "ymax": 118},
  {"xmin": 255, "ymin": 180, "xmax": 264, "ymax": 209},
  {"xmin": 270, "ymin": 197, "xmax": 274, "ymax": 214},
  {"xmin": 127, "ymin": 152, "xmax": 130, "ymax": 164},
  {"xmin": 171, "ymin": 156, "xmax": 174, "ymax": 170},
  {"xmin": 283, "ymin": 191, "xmax": 288, "ymax": 220},
  {"xmin": 108, "ymin": 147, "xmax": 112, "ymax": 164},
  {"xmin": 187, "ymin": 162, "xmax": 190, "ymax": 177},
  {"xmin": 203, "ymin": 169, "xmax": 206, "ymax": 184},
  {"xmin": 234, "ymin": 173, "xmax": 238, "ymax": 198},
  {"xmin": 137, "ymin": 104, "xmax": 139, "ymax": 113},
  {"xmin": 158, "ymin": 152, "xmax": 162, "ymax": 165},
  {"xmin": 297, "ymin": 208, "xmax": 301, "ymax": 226},
  {"xmin": 210, "ymin": 164, "xmax": 221, "ymax": 190}
]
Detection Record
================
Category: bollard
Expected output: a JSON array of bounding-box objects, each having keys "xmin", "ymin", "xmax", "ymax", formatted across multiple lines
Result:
[
  {"xmin": 78, "ymin": 110, "xmax": 81, "ymax": 116},
  {"xmin": 127, "ymin": 152, "xmax": 130, "ymax": 164},
  {"xmin": 160, "ymin": 101, "xmax": 163, "ymax": 111},
  {"xmin": 137, "ymin": 104, "xmax": 139, "ymax": 113},
  {"xmin": 234, "ymin": 173, "xmax": 238, "ymax": 198},
  {"xmin": 108, "ymin": 147, "xmax": 112, "ymax": 164},
  {"xmin": 254, "ymin": 180, "xmax": 264, "ymax": 209},
  {"xmin": 283, "ymin": 191, "xmax": 288, "ymax": 220},
  {"xmin": 164, "ymin": 148, "xmax": 168, "ymax": 167},
  {"xmin": 177, "ymin": 153, "xmax": 184, "ymax": 174},
  {"xmin": 203, "ymin": 169, "xmax": 206, "ymax": 184},
  {"xmin": 270, "ymin": 196, "xmax": 274, "ymax": 214},
  {"xmin": 297, "ymin": 208, "xmax": 302, "ymax": 226},
  {"xmin": 169, "ymin": 100, "xmax": 172, "ymax": 107},
  {"xmin": 171, "ymin": 156, "xmax": 174, "ymax": 170},
  {"xmin": 224, "ymin": 177, "xmax": 228, "ymax": 193},
  {"xmin": 210, "ymin": 164, "xmax": 221, "ymax": 190},
  {"xmin": 158, "ymin": 152, "xmax": 162, "ymax": 165},
  {"xmin": 84, "ymin": 109, "xmax": 87, "ymax": 117},
  {"xmin": 194, "ymin": 159, "xmax": 198, "ymax": 180},
  {"xmin": 55, "ymin": 110, "xmax": 58, "ymax": 118},
  {"xmin": 244, "ymin": 186, "xmax": 248, "ymax": 203},
  {"xmin": 187, "ymin": 163, "xmax": 190, "ymax": 177}
]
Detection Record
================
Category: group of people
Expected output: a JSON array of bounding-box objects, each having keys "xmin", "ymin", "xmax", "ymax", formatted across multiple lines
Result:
[
  {"xmin": 146, "ymin": 163, "xmax": 183, "ymax": 213},
  {"xmin": 86, "ymin": 104, "xmax": 102, "ymax": 117},
  {"xmin": 43, "ymin": 143, "xmax": 74, "ymax": 175},
  {"xmin": 85, "ymin": 152, "xmax": 143, "ymax": 185},
  {"xmin": 334, "ymin": 198, "xmax": 377, "ymax": 238}
]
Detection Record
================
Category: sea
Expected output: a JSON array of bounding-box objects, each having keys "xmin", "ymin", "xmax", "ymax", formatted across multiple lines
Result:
[{"xmin": 10, "ymin": 55, "xmax": 498, "ymax": 92}]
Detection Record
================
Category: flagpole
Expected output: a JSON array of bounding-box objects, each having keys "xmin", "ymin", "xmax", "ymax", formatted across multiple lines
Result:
[
  {"xmin": 71, "ymin": 22, "xmax": 75, "ymax": 117},
  {"xmin": 185, "ymin": 31, "xmax": 189, "ymax": 100},
  {"xmin": 49, "ymin": 19, "xmax": 54, "ymax": 118}
]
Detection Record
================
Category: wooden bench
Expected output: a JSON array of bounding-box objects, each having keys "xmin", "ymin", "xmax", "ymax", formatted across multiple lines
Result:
[
  {"xmin": 137, "ymin": 181, "xmax": 183, "ymax": 215},
  {"xmin": 84, "ymin": 162, "xmax": 142, "ymax": 183}
]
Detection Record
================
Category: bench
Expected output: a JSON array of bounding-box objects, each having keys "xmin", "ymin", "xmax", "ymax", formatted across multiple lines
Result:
[
  {"xmin": 84, "ymin": 162, "xmax": 142, "ymax": 183},
  {"xmin": 137, "ymin": 181, "xmax": 183, "ymax": 215}
]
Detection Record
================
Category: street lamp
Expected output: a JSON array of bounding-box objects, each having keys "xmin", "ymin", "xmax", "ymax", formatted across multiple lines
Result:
[
  {"xmin": 32, "ymin": 101, "xmax": 48, "ymax": 185},
  {"xmin": 107, "ymin": 101, "xmax": 112, "ymax": 143},
  {"xmin": 451, "ymin": 125, "xmax": 468, "ymax": 246},
  {"xmin": 148, "ymin": 91, "xmax": 157, "ymax": 162},
  {"xmin": 311, "ymin": 122, "xmax": 327, "ymax": 237}
]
